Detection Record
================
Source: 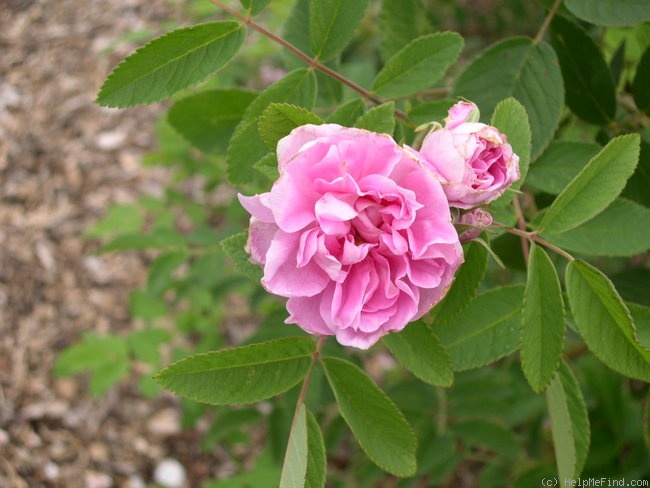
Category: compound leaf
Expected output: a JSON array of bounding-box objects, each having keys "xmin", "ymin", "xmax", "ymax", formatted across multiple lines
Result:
[
  {"xmin": 97, "ymin": 22, "xmax": 245, "ymax": 107},
  {"xmin": 521, "ymin": 244, "xmax": 565, "ymax": 392},
  {"xmin": 155, "ymin": 337, "xmax": 316, "ymax": 405},
  {"xmin": 322, "ymin": 357, "xmax": 417, "ymax": 477},
  {"xmin": 566, "ymin": 260, "xmax": 650, "ymax": 381}
]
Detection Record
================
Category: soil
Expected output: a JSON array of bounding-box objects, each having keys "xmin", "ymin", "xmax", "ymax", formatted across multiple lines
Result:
[{"xmin": 0, "ymin": 1, "xmax": 221, "ymax": 486}]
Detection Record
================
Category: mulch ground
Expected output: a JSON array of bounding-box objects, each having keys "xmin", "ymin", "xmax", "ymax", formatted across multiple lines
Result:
[{"xmin": 0, "ymin": 1, "xmax": 229, "ymax": 486}]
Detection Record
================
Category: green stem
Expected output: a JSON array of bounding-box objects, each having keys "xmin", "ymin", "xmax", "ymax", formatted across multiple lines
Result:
[
  {"xmin": 494, "ymin": 222, "xmax": 575, "ymax": 263},
  {"xmin": 208, "ymin": 0, "xmax": 412, "ymax": 124},
  {"xmin": 289, "ymin": 335, "xmax": 327, "ymax": 431}
]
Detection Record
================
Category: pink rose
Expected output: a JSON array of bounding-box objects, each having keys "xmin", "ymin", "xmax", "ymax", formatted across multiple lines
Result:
[
  {"xmin": 457, "ymin": 207, "xmax": 493, "ymax": 243},
  {"xmin": 239, "ymin": 124, "xmax": 463, "ymax": 349},
  {"xmin": 417, "ymin": 101, "xmax": 520, "ymax": 209}
]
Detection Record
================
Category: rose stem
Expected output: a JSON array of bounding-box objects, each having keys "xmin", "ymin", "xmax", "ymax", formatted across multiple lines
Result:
[{"xmin": 208, "ymin": 0, "xmax": 413, "ymax": 124}]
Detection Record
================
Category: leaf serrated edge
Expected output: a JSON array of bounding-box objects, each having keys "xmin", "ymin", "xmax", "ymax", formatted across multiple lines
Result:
[
  {"xmin": 154, "ymin": 337, "xmax": 316, "ymax": 379},
  {"xmin": 491, "ymin": 97, "xmax": 532, "ymax": 177},
  {"xmin": 445, "ymin": 285, "xmax": 523, "ymax": 349},
  {"xmin": 520, "ymin": 245, "xmax": 566, "ymax": 393},
  {"xmin": 258, "ymin": 103, "xmax": 324, "ymax": 150},
  {"xmin": 372, "ymin": 31, "xmax": 464, "ymax": 96},
  {"xmin": 220, "ymin": 231, "xmax": 264, "ymax": 282},
  {"xmin": 154, "ymin": 337, "xmax": 316, "ymax": 405},
  {"xmin": 432, "ymin": 241, "xmax": 489, "ymax": 326},
  {"xmin": 96, "ymin": 21, "xmax": 245, "ymax": 108},
  {"xmin": 539, "ymin": 134, "xmax": 641, "ymax": 234},
  {"xmin": 383, "ymin": 323, "xmax": 454, "ymax": 387},
  {"xmin": 322, "ymin": 357, "xmax": 417, "ymax": 477},
  {"xmin": 310, "ymin": 0, "xmax": 345, "ymax": 59},
  {"xmin": 167, "ymin": 88, "xmax": 257, "ymax": 150},
  {"xmin": 570, "ymin": 260, "xmax": 650, "ymax": 355},
  {"xmin": 353, "ymin": 101, "xmax": 396, "ymax": 134},
  {"xmin": 155, "ymin": 368, "xmax": 309, "ymax": 406},
  {"xmin": 225, "ymin": 69, "xmax": 316, "ymax": 185}
]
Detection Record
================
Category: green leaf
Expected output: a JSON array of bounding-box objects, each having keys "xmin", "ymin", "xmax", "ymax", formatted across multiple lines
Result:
[
  {"xmin": 565, "ymin": 260, "xmax": 650, "ymax": 381},
  {"xmin": 309, "ymin": 0, "xmax": 370, "ymax": 60},
  {"xmin": 353, "ymin": 101, "xmax": 395, "ymax": 134},
  {"xmin": 630, "ymin": 302, "xmax": 650, "ymax": 350},
  {"xmin": 452, "ymin": 37, "xmax": 563, "ymax": 160},
  {"xmin": 326, "ymin": 99, "xmax": 366, "ymax": 125},
  {"xmin": 564, "ymin": 0, "xmax": 650, "ymax": 27},
  {"xmin": 90, "ymin": 360, "xmax": 131, "ymax": 397},
  {"xmin": 54, "ymin": 333, "xmax": 130, "ymax": 397},
  {"xmin": 203, "ymin": 450, "xmax": 281, "ymax": 488},
  {"xmin": 227, "ymin": 69, "xmax": 317, "ymax": 185},
  {"xmin": 433, "ymin": 285, "xmax": 524, "ymax": 371},
  {"xmin": 259, "ymin": 103, "xmax": 324, "ymax": 151},
  {"xmin": 221, "ymin": 231, "xmax": 263, "ymax": 282},
  {"xmin": 383, "ymin": 320, "xmax": 454, "ymax": 387},
  {"xmin": 521, "ymin": 244, "xmax": 565, "ymax": 393},
  {"xmin": 543, "ymin": 198, "xmax": 650, "ymax": 257},
  {"xmin": 550, "ymin": 15, "xmax": 616, "ymax": 124},
  {"xmin": 378, "ymin": 0, "xmax": 432, "ymax": 62},
  {"xmin": 305, "ymin": 408, "xmax": 326, "ymax": 488},
  {"xmin": 283, "ymin": 0, "xmax": 312, "ymax": 58},
  {"xmin": 407, "ymin": 99, "xmax": 457, "ymax": 126},
  {"xmin": 96, "ymin": 22, "xmax": 246, "ymax": 107},
  {"xmin": 279, "ymin": 406, "xmax": 327, "ymax": 488},
  {"xmin": 127, "ymin": 327, "xmax": 171, "ymax": 365},
  {"xmin": 490, "ymin": 97, "xmax": 532, "ymax": 201},
  {"xmin": 155, "ymin": 337, "xmax": 316, "ymax": 405},
  {"xmin": 253, "ymin": 153, "xmax": 280, "ymax": 181},
  {"xmin": 449, "ymin": 420, "xmax": 520, "ymax": 459},
  {"xmin": 538, "ymin": 134, "xmax": 640, "ymax": 234},
  {"xmin": 97, "ymin": 229, "xmax": 186, "ymax": 253},
  {"xmin": 322, "ymin": 357, "xmax": 417, "ymax": 477},
  {"xmin": 54, "ymin": 334, "xmax": 126, "ymax": 376},
  {"xmin": 85, "ymin": 204, "xmax": 143, "ymax": 238},
  {"xmin": 280, "ymin": 404, "xmax": 308, "ymax": 488},
  {"xmin": 429, "ymin": 240, "xmax": 489, "ymax": 324},
  {"xmin": 623, "ymin": 140, "xmax": 650, "ymax": 207},
  {"xmin": 129, "ymin": 289, "xmax": 167, "ymax": 319},
  {"xmin": 526, "ymin": 140, "xmax": 601, "ymax": 195},
  {"xmin": 633, "ymin": 46, "xmax": 650, "ymax": 116},
  {"xmin": 545, "ymin": 361, "xmax": 590, "ymax": 480},
  {"xmin": 147, "ymin": 251, "xmax": 189, "ymax": 295},
  {"xmin": 167, "ymin": 89, "xmax": 256, "ymax": 154},
  {"xmin": 372, "ymin": 32, "xmax": 464, "ymax": 99},
  {"xmin": 239, "ymin": 0, "xmax": 271, "ymax": 15}
]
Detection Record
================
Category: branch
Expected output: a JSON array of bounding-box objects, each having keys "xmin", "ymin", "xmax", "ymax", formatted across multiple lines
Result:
[
  {"xmin": 495, "ymin": 223, "xmax": 575, "ymax": 263},
  {"xmin": 290, "ymin": 335, "xmax": 327, "ymax": 430},
  {"xmin": 209, "ymin": 0, "xmax": 412, "ymax": 124},
  {"xmin": 534, "ymin": 0, "xmax": 562, "ymax": 44}
]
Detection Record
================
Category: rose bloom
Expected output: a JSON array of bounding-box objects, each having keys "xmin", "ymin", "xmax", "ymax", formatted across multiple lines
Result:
[
  {"xmin": 417, "ymin": 101, "xmax": 520, "ymax": 209},
  {"xmin": 239, "ymin": 124, "xmax": 463, "ymax": 349}
]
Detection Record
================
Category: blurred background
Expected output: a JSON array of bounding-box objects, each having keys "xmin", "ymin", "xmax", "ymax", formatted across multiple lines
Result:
[{"xmin": 0, "ymin": 1, "xmax": 196, "ymax": 486}]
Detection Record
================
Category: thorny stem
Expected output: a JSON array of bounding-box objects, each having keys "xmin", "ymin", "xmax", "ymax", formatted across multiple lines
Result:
[
  {"xmin": 534, "ymin": 0, "xmax": 562, "ymax": 43},
  {"xmin": 208, "ymin": 0, "xmax": 413, "ymax": 124}
]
